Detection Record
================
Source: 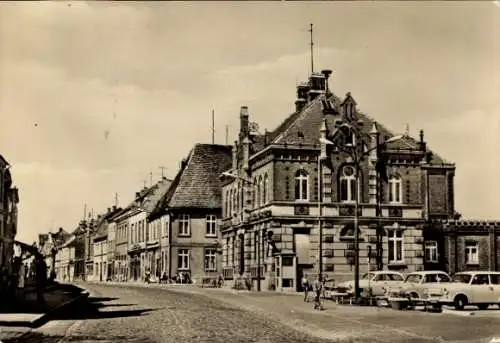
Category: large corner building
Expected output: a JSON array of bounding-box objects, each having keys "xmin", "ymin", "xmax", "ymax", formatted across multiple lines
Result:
[{"xmin": 220, "ymin": 70, "xmax": 458, "ymax": 292}]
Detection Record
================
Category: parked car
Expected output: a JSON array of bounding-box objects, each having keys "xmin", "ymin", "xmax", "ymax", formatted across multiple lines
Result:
[
  {"xmin": 388, "ymin": 271, "xmax": 453, "ymax": 299},
  {"xmin": 336, "ymin": 271, "xmax": 405, "ymax": 297},
  {"xmin": 421, "ymin": 271, "xmax": 500, "ymax": 310}
]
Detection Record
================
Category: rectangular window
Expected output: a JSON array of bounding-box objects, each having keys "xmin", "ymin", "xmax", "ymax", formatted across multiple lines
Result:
[
  {"xmin": 179, "ymin": 214, "xmax": 190, "ymax": 236},
  {"xmin": 204, "ymin": 248, "xmax": 217, "ymax": 272},
  {"xmin": 205, "ymin": 215, "xmax": 217, "ymax": 237},
  {"xmin": 388, "ymin": 230, "xmax": 404, "ymax": 263},
  {"xmin": 424, "ymin": 241, "xmax": 438, "ymax": 263},
  {"xmin": 177, "ymin": 249, "xmax": 189, "ymax": 270},
  {"xmin": 465, "ymin": 241, "xmax": 479, "ymax": 265},
  {"xmin": 163, "ymin": 217, "xmax": 169, "ymax": 237}
]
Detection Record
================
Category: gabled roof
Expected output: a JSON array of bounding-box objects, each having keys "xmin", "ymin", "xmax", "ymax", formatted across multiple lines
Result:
[
  {"xmin": 267, "ymin": 93, "xmax": 451, "ymax": 165},
  {"xmin": 149, "ymin": 144, "xmax": 232, "ymax": 218},
  {"xmin": 92, "ymin": 207, "xmax": 124, "ymax": 241}
]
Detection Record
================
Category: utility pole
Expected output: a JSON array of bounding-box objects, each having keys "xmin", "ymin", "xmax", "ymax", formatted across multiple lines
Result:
[
  {"xmin": 212, "ymin": 109, "xmax": 215, "ymax": 144},
  {"xmin": 159, "ymin": 166, "xmax": 167, "ymax": 179},
  {"xmin": 309, "ymin": 23, "xmax": 314, "ymax": 74}
]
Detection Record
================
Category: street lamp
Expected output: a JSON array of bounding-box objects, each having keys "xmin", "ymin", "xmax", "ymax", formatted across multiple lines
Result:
[
  {"xmin": 334, "ymin": 124, "xmax": 402, "ymax": 300},
  {"xmin": 221, "ymin": 171, "xmax": 262, "ymax": 291}
]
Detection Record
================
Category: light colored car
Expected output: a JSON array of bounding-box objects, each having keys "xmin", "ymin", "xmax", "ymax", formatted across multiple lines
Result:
[
  {"xmin": 394, "ymin": 271, "xmax": 453, "ymax": 299},
  {"xmin": 422, "ymin": 271, "xmax": 500, "ymax": 310},
  {"xmin": 337, "ymin": 271, "xmax": 405, "ymax": 297}
]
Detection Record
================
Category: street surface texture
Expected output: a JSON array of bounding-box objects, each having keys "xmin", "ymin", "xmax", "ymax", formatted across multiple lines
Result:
[{"xmin": 1, "ymin": 282, "xmax": 499, "ymax": 343}]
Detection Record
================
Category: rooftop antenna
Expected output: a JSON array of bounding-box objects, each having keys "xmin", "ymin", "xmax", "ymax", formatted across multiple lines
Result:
[
  {"xmin": 114, "ymin": 193, "xmax": 118, "ymax": 207},
  {"xmin": 150, "ymin": 171, "xmax": 153, "ymax": 186},
  {"xmin": 309, "ymin": 23, "xmax": 314, "ymax": 74},
  {"xmin": 405, "ymin": 123, "xmax": 410, "ymax": 136},
  {"xmin": 225, "ymin": 125, "xmax": 229, "ymax": 145},
  {"xmin": 83, "ymin": 203, "xmax": 87, "ymax": 221},
  {"xmin": 159, "ymin": 166, "xmax": 167, "ymax": 179},
  {"xmin": 143, "ymin": 179, "xmax": 147, "ymax": 188},
  {"xmin": 211, "ymin": 109, "xmax": 215, "ymax": 144}
]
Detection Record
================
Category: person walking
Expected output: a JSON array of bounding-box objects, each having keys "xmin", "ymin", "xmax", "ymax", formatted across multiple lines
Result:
[
  {"xmin": 312, "ymin": 276, "xmax": 323, "ymax": 310},
  {"xmin": 301, "ymin": 275, "xmax": 310, "ymax": 302}
]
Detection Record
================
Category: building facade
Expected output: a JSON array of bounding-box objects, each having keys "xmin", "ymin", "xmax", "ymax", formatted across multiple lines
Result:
[
  {"xmin": 0, "ymin": 155, "xmax": 19, "ymax": 292},
  {"xmin": 148, "ymin": 144, "xmax": 232, "ymax": 283},
  {"xmin": 220, "ymin": 70, "xmax": 456, "ymax": 292}
]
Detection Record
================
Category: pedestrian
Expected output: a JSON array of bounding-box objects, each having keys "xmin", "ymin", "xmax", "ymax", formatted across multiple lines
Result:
[
  {"xmin": 301, "ymin": 275, "xmax": 310, "ymax": 302},
  {"xmin": 312, "ymin": 276, "xmax": 323, "ymax": 310}
]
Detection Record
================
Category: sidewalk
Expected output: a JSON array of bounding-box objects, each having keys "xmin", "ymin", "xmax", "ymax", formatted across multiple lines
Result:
[{"xmin": 0, "ymin": 282, "xmax": 89, "ymax": 328}]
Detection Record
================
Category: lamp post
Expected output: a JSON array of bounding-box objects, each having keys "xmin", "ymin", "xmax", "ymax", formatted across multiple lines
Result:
[
  {"xmin": 335, "ymin": 124, "xmax": 402, "ymax": 300},
  {"xmin": 221, "ymin": 172, "xmax": 261, "ymax": 291}
]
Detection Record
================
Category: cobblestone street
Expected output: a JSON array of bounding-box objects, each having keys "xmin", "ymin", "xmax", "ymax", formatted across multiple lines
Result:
[{"xmin": 3, "ymin": 283, "xmax": 500, "ymax": 343}]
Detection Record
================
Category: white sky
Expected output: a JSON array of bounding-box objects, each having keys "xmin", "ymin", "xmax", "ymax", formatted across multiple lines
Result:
[{"xmin": 0, "ymin": 1, "xmax": 499, "ymax": 244}]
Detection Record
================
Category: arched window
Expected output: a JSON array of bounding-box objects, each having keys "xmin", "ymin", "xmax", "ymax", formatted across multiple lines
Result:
[
  {"xmin": 340, "ymin": 165, "xmax": 356, "ymax": 202},
  {"xmin": 258, "ymin": 176, "xmax": 263, "ymax": 207},
  {"xmin": 389, "ymin": 175, "xmax": 402, "ymax": 204},
  {"xmin": 256, "ymin": 178, "xmax": 261, "ymax": 208},
  {"xmin": 263, "ymin": 174, "xmax": 269, "ymax": 204},
  {"xmin": 240, "ymin": 181, "xmax": 244, "ymax": 211},
  {"xmin": 253, "ymin": 178, "xmax": 257, "ymax": 208},
  {"xmin": 232, "ymin": 188, "xmax": 237, "ymax": 213},
  {"xmin": 295, "ymin": 170, "xmax": 309, "ymax": 201}
]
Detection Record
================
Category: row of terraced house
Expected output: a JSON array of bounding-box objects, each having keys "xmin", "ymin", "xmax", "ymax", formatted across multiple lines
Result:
[{"xmin": 38, "ymin": 67, "xmax": 500, "ymax": 291}]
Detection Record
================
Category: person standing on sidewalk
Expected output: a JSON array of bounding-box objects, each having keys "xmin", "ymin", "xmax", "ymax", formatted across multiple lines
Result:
[{"xmin": 301, "ymin": 275, "xmax": 310, "ymax": 302}]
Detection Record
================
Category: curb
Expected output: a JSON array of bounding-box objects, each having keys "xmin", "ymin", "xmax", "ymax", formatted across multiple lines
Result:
[{"xmin": 0, "ymin": 290, "xmax": 90, "ymax": 328}]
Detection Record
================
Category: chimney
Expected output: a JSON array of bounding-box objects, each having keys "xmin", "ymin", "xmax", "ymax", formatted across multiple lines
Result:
[
  {"xmin": 321, "ymin": 69, "xmax": 332, "ymax": 95},
  {"xmin": 240, "ymin": 106, "xmax": 249, "ymax": 136},
  {"xmin": 58, "ymin": 227, "xmax": 63, "ymax": 233},
  {"xmin": 242, "ymin": 136, "xmax": 250, "ymax": 170},
  {"xmin": 135, "ymin": 192, "xmax": 140, "ymax": 198},
  {"xmin": 232, "ymin": 141, "xmax": 238, "ymax": 171},
  {"xmin": 295, "ymin": 83, "xmax": 309, "ymax": 112},
  {"xmin": 107, "ymin": 207, "xmax": 111, "ymax": 213},
  {"xmin": 418, "ymin": 129, "xmax": 426, "ymax": 152},
  {"xmin": 112, "ymin": 205, "xmax": 117, "ymax": 211}
]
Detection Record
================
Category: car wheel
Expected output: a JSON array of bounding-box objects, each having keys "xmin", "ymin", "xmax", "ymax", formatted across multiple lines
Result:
[
  {"xmin": 477, "ymin": 304, "xmax": 489, "ymax": 310},
  {"xmin": 454, "ymin": 295, "xmax": 468, "ymax": 311}
]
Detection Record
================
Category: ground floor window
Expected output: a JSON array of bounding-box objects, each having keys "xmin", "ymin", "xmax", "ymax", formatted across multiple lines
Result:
[
  {"xmin": 204, "ymin": 248, "xmax": 217, "ymax": 272},
  {"xmin": 178, "ymin": 249, "xmax": 190, "ymax": 270},
  {"xmin": 388, "ymin": 230, "xmax": 404, "ymax": 263},
  {"xmin": 424, "ymin": 241, "xmax": 438, "ymax": 263},
  {"xmin": 465, "ymin": 241, "xmax": 479, "ymax": 265}
]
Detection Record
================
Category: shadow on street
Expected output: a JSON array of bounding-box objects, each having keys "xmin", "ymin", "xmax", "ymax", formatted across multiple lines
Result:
[
  {"xmin": 3, "ymin": 331, "xmax": 155, "ymax": 343},
  {"xmin": 50, "ymin": 295, "xmax": 157, "ymax": 321}
]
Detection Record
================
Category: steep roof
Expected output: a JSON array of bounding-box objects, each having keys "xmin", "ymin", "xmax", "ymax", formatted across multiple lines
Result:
[
  {"xmin": 150, "ymin": 144, "xmax": 232, "ymax": 216},
  {"xmin": 267, "ymin": 93, "xmax": 450, "ymax": 165},
  {"xmin": 92, "ymin": 207, "xmax": 124, "ymax": 241}
]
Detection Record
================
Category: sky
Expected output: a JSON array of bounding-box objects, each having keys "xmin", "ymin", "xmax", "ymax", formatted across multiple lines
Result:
[{"xmin": 0, "ymin": 1, "xmax": 499, "ymax": 244}]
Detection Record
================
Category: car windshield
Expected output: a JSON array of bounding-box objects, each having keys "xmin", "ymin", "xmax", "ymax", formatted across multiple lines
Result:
[
  {"xmin": 361, "ymin": 273, "xmax": 375, "ymax": 280},
  {"xmin": 405, "ymin": 274, "xmax": 423, "ymax": 283},
  {"xmin": 452, "ymin": 274, "xmax": 472, "ymax": 283},
  {"xmin": 389, "ymin": 274, "xmax": 404, "ymax": 281}
]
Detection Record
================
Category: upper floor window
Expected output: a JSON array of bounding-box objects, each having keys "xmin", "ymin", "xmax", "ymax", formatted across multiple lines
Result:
[
  {"xmin": 179, "ymin": 214, "xmax": 190, "ymax": 236},
  {"xmin": 225, "ymin": 190, "xmax": 229, "ymax": 217},
  {"xmin": 340, "ymin": 165, "xmax": 356, "ymax": 202},
  {"xmin": 252, "ymin": 179, "xmax": 257, "ymax": 208},
  {"xmin": 465, "ymin": 241, "xmax": 479, "ymax": 265},
  {"xmin": 424, "ymin": 241, "xmax": 438, "ymax": 263},
  {"xmin": 259, "ymin": 176, "xmax": 265, "ymax": 205},
  {"xmin": 263, "ymin": 174, "xmax": 269, "ymax": 204},
  {"xmin": 205, "ymin": 215, "xmax": 217, "ymax": 237},
  {"xmin": 295, "ymin": 170, "xmax": 309, "ymax": 201},
  {"xmin": 388, "ymin": 229, "xmax": 404, "ymax": 263},
  {"xmin": 236, "ymin": 184, "xmax": 240, "ymax": 212},
  {"xmin": 389, "ymin": 175, "xmax": 402, "ymax": 204}
]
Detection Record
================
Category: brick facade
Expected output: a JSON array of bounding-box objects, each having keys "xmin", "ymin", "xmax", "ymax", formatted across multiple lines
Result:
[{"xmin": 221, "ymin": 70, "xmax": 456, "ymax": 292}]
